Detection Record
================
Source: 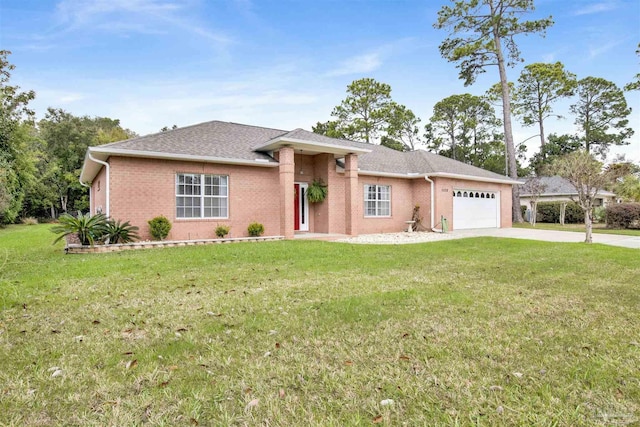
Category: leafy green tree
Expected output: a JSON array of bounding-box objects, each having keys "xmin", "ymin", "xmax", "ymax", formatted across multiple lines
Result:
[
  {"xmin": 427, "ymin": 94, "xmax": 502, "ymax": 168},
  {"xmin": 380, "ymin": 135, "xmax": 407, "ymax": 152},
  {"xmin": 550, "ymin": 150, "xmax": 613, "ymax": 243},
  {"xmin": 513, "ymin": 62, "xmax": 577, "ymax": 148},
  {"xmin": 624, "ymin": 43, "xmax": 640, "ymax": 92},
  {"xmin": 37, "ymin": 108, "xmax": 136, "ymax": 216},
  {"xmin": 330, "ymin": 78, "xmax": 394, "ymax": 144},
  {"xmin": 570, "ymin": 77, "xmax": 634, "ymax": 156},
  {"xmin": 614, "ymin": 175, "xmax": 640, "ymax": 202},
  {"xmin": 312, "ymin": 120, "xmax": 347, "ymax": 139},
  {"xmin": 529, "ymin": 133, "xmax": 582, "ymax": 175},
  {"xmin": 385, "ymin": 103, "xmax": 422, "ymax": 150},
  {"xmin": 604, "ymin": 157, "xmax": 640, "ymax": 202},
  {"xmin": 435, "ymin": 0, "xmax": 553, "ymax": 222},
  {"xmin": 0, "ymin": 50, "xmax": 37, "ymax": 224}
]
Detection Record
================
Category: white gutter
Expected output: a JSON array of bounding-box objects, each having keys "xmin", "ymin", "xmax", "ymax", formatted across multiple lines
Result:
[
  {"xmin": 424, "ymin": 176, "xmax": 442, "ymax": 233},
  {"xmin": 357, "ymin": 170, "xmax": 521, "ymax": 185},
  {"xmin": 428, "ymin": 172, "xmax": 522, "ymax": 185},
  {"xmin": 87, "ymin": 151, "xmax": 110, "ymax": 217},
  {"xmin": 89, "ymin": 147, "xmax": 279, "ymax": 168}
]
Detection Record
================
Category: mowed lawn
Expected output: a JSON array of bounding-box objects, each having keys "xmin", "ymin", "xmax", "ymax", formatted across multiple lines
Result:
[{"xmin": 0, "ymin": 225, "xmax": 638, "ymax": 426}]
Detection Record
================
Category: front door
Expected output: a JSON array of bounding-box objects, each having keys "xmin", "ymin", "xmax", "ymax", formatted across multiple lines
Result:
[{"xmin": 294, "ymin": 183, "xmax": 309, "ymax": 231}]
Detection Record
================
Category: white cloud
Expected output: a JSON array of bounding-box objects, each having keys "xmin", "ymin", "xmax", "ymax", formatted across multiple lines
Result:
[
  {"xmin": 52, "ymin": 0, "xmax": 232, "ymax": 46},
  {"xmin": 325, "ymin": 38, "xmax": 418, "ymax": 78},
  {"xmin": 326, "ymin": 52, "xmax": 383, "ymax": 77},
  {"xmin": 588, "ymin": 39, "xmax": 624, "ymax": 58},
  {"xmin": 573, "ymin": 1, "xmax": 619, "ymax": 16}
]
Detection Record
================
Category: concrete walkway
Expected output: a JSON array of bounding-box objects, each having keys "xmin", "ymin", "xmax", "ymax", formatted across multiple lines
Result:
[{"xmin": 450, "ymin": 227, "xmax": 640, "ymax": 249}]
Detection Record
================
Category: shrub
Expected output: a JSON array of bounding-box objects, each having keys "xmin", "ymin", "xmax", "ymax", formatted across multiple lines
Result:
[
  {"xmin": 51, "ymin": 213, "xmax": 108, "ymax": 246},
  {"xmin": 593, "ymin": 206, "xmax": 606, "ymax": 223},
  {"xmin": 21, "ymin": 217, "xmax": 38, "ymax": 225},
  {"xmin": 605, "ymin": 203, "xmax": 640, "ymax": 229},
  {"xmin": 105, "ymin": 219, "xmax": 139, "ymax": 244},
  {"xmin": 247, "ymin": 222, "xmax": 264, "ymax": 237},
  {"xmin": 536, "ymin": 202, "xmax": 584, "ymax": 224},
  {"xmin": 215, "ymin": 224, "xmax": 230, "ymax": 238},
  {"xmin": 148, "ymin": 216, "xmax": 172, "ymax": 240}
]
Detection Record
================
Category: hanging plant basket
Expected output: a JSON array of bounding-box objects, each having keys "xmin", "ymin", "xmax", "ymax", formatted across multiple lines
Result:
[{"xmin": 307, "ymin": 179, "xmax": 328, "ymax": 203}]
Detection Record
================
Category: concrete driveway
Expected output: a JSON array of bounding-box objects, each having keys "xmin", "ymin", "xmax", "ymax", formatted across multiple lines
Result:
[{"xmin": 451, "ymin": 227, "xmax": 640, "ymax": 249}]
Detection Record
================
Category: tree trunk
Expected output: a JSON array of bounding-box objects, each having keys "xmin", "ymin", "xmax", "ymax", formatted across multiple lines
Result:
[
  {"xmin": 530, "ymin": 201, "xmax": 537, "ymax": 226},
  {"xmin": 560, "ymin": 202, "xmax": 566, "ymax": 226},
  {"xmin": 584, "ymin": 207, "xmax": 593, "ymax": 243},
  {"xmin": 493, "ymin": 30, "xmax": 522, "ymax": 222},
  {"xmin": 538, "ymin": 116, "xmax": 546, "ymax": 149}
]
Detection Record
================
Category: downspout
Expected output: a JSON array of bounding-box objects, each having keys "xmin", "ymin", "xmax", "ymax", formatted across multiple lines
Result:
[
  {"xmin": 424, "ymin": 175, "xmax": 442, "ymax": 233},
  {"xmin": 87, "ymin": 151, "xmax": 109, "ymax": 217}
]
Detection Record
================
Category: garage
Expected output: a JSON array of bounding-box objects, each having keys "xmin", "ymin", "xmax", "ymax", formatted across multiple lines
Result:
[{"xmin": 452, "ymin": 189, "xmax": 500, "ymax": 229}]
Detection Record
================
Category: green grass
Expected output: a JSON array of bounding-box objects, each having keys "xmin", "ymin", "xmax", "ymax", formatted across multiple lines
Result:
[
  {"xmin": 514, "ymin": 221, "xmax": 640, "ymax": 236},
  {"xmin": 1, "ymin": 224, "xmax": 639, "ymax": 426}
]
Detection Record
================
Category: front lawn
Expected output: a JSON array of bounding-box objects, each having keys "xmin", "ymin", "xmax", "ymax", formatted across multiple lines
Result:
[
  {"xmin": 514, "ymin": 221, "xmax": 640, "ymax": 236},
  {"xmin": 1, "ymin": 224, "xmax": 638, "ymax": 426}
]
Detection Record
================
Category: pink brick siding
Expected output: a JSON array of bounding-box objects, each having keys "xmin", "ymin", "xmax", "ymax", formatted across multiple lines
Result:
[
  {"xmin": 103, "ymin": 156, "xmax": 281, "ymax": 241},
  {"xmin": 357, "ymin": 175, "xmax": 417, "ymax": 234}
]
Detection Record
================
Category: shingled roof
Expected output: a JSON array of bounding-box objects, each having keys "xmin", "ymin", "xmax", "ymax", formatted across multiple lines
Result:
[
  {"xmin": 82, "ymin": 120, "xmax": 519, "ymax": 185},
  {"xmin": 519, "ymin": 176, "xmax": 615, "ymax": 197}
]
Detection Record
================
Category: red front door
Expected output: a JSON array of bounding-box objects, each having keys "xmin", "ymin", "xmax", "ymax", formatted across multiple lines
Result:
[{"xmin": 294, "ymin": 183, "xmax": 300, "ymax": 231}]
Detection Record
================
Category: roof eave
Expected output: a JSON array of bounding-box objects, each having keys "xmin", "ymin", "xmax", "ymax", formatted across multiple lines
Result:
[
  {"xmin": 254, "ymin": 137, "xmax": 371, "ymax": 156},
  {"xmin": 358, "ymin": 170, "xmax": 426, "ymax": 179},
  {"xmin": 80, "ymin": 147, "xmax": 279, "ymax": 183}
]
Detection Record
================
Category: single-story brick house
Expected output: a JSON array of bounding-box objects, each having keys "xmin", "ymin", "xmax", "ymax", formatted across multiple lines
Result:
[{"xmin": 80, "ymin": 120, "xmax": 520, "ymax": 240}]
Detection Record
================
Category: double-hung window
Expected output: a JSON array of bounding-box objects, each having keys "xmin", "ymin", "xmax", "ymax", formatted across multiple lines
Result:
[
  {"xmin": 364, "ymin": 184, "xmax": 391, "ymax": 217},
  {"xmin": 176, "ymin": 174, "xmax": 228, "ymax": 219}
]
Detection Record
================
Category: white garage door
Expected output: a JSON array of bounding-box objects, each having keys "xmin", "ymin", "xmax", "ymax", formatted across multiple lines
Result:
[{"xmin": 452, "ymin": 190, "xmax": 500, "ymax": 230}]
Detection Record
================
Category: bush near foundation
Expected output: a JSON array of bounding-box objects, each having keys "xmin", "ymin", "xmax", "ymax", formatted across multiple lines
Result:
[
  {"xmin": 247, "ymin": 222, "xmax": 264, "ymax": 237},
  {"xmin": 215, "ymin": 224, "xmax": 230, "ymax": 238},
  {"xmin": 148, "ymin": 216, "xmax": 172, "ymax": 240},
  {"xmin": 605, "ymin": 203, "xmax": 640, "ymax": 229}
]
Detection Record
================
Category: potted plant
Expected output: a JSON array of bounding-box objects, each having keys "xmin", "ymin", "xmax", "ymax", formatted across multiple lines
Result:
[{"xmin": 307, "ymin": 178, "xmax": 328, "ymax": 203}]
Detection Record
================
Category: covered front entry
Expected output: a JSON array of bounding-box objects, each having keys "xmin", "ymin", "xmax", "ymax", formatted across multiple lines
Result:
[
  {"xmin": 452, "ymin": 189, "xmax": 500, "ymax": 229},
  {"xmin": 294, "ymin": 182, "xmax": 309, "ymax": 231}
]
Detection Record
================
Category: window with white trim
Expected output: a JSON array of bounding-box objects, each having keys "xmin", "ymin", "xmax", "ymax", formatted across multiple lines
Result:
[
  {"xmin": 364, "ymin": 184, "xmax": 391, "ymax": 217},
  {"xmin": 176, "ymin": 174, "xmax": 228, "ymax": 219}
]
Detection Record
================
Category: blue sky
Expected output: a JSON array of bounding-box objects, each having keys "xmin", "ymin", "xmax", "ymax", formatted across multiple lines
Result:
[{"xmin": 1, "ymin": 0, "xmax": 639, "ymax": 163}]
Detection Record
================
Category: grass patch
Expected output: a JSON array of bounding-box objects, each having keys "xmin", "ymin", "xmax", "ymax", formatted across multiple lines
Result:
[
  {"xmin": 1, "ymin": 224, "xmax": 639, "ymax": 426},
  {"xmin": 514, "ymin": 221, "xmax": 640, "ymax": 236}
]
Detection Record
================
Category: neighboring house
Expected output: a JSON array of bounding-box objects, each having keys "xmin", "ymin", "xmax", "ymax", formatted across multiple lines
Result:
[
  {"xmin": 80, "ymin": 120, "xmax": 520, "ymax": 240},
  {"xmin": 519, "ymin": 176, "xmax": 616, "ymax": 209}
]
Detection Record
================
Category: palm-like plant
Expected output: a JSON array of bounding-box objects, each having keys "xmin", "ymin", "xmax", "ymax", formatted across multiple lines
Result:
[
  {"xmin": 105, "ymin": 219, "xmax": 139, "ymax": 244},
  {"xmin": 51, "ymin": 213, "xmax": 109, "ymax": 246}
]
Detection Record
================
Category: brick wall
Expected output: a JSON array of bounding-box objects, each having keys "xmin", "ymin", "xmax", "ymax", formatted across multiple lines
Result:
[
  {"xmin": 357, "ymin": 175, "xmax": 416, "ymax": 234},
  {"xmin": 107, "ymin": 156, "xmax": 281, "ymax": 241}
]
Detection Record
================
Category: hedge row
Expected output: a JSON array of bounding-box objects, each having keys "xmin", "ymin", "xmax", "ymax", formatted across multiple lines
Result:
[
  {"xmin": 605, "ymin": 203, "xmax": 640, "ymax": 229},
  {"xmin": 534, "ymin": 202, "xmax": 585, "ymax": 224}
]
